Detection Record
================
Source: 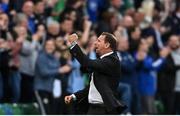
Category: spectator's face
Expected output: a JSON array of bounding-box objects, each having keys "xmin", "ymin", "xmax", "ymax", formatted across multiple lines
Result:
[
  {"xmin": 111, "ymin": 0, "xmax": 122, "ymax": 9},
  {"xmin": 94, "ymin": 35, "xmax": 109, "ymax": 56},
  {"xmin": 118, "ymin": 38, "xmax": 129, "ymax": 51},
  {"xmin": 87, "ymin": 35, "xmax": 97, "ymax": 51},
  {"xmin": 35, "ymin": 1, "xmax": 45, "ymax": 14},
  {"xmin": 61, "ymin": 20, "xmax": 73, "ymax": 34},
  {"xmin": 110, "ymin": 14, "xmax": 119, "ymax": 29},
  {"xmin": 48, "ymin": 24, "xmax": 60, "ymax": 36},
  {"xmin": 16, "ymin": 26, "xmax": 27, "ymax": 38},
  {"xmin": 169, "ymin": 36, "xmax": 180, "ymax": 50},
  {"xmin": 89, "ymin": 35, "xmax": 97, "ymax": 46},
  {"xmin": 46, "ymin": 0, "xmax": 58, "ymax": 7},
  {"xmin": 20, "ymin": 18, "xmax": 28, "ymax": 29},
  {"xmin": 146, "ymin": 37, "xmax": 154, "ymax": 47},
  {"xmin": 69, "ymin": 11, "xmax": 77, "ymax": 21},
  {"xmin": 123, "ymin": 15, "xmax": 134, "ymax": 28},
  {"xmin": 22, "ymin": 1, "xmax": 34, "ymax": 16},
  {"xmin": 138, "ymin": 40, "xmax": 149, "ymax": 53},
  {"xmin": 131, "ymin": 27, "xmax": 141, "ymax": 40},
  {"xmin": 37, "ymin": 25, "xmax": 45, "ymax": 37},
  {"xmin": 73, "ymin": 0, "xmax": 84, "ymax": 9},
  {"xmin": 134, "ymin": 12, "xmax": 145, "ymax": 25},
  {"xmin": 45, "ymin": 40, "xmax": 56, "ymax": 54},
  {"xmin": 55, "ymin": 37, "xmax": 64, "ymax": 48},
  {"xmin": 0, "ymin": 13, "xmax": 8, "ymax": 30},
  {"xmin": 2, "ymin": 0, "xmax": 9, "ymax": 4}
]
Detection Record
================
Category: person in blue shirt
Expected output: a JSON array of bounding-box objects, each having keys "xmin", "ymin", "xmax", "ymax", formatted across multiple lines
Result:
[
  {"xmin": 135, "ymin": 40, "xmax": 170, "ymax": 114},
  {"xmin": 22, "ymin": 1, "xmax": 36, "ymax": 34}
]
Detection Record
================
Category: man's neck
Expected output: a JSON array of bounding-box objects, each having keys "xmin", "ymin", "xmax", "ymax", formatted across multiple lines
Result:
[
  {"xmin": 102, "ymin": 49, "xmax": 113, "ymax": 55},
  {"xmin": 100, "ymin": 50, "xmax": 113, "ymax": 59}
]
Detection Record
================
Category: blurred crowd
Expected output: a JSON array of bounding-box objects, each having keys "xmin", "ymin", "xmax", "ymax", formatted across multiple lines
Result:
[{"xmin": 0, "ymin": 0, "xmax": 180, "ymax": 115}]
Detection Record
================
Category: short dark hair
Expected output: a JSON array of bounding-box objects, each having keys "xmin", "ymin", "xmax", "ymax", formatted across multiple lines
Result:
[
  {"xmin": 101, "ymin": 32, "xmax": 117, "ymax": 51},
  {"xmin": 34, "ymin": 0, "xmax": 43, "ymax": 4},
  {"xmin": 59, "ymin": 16, "xmax": 72, "ymax": 24},
  {"xmin": 0, "ymin": 12, "xmax": 8, "ymax": 16}
]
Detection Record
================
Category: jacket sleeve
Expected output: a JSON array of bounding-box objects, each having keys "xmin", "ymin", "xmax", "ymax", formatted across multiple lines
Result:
[
  {"xmin": 121, "ymin": 56, "xmax": 136, "ymax": 73},
  {"xmin": 74, "ymin": 85, "xmax": 89, "ymax": 102},
  {"xmin": 36, "ymin": 54, "xmax": 59, "ymax": 78},
  {"xmin": 21, "ymin": 40, "xmax": 40, "ymax": 56},
  {"xmin": 159, "ymin": 55, "xmax": 176, "ymax": 73},
  {"xmin": 142, "ymin": 57, "xmax": 165, "ymax": 71},
  {"xmin": 70, "ymin": 44, "xmax": 116, "ymax": 75}
]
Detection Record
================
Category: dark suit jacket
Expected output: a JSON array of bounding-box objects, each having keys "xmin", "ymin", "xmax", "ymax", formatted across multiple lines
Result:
[
  {"xmin": 70, "ymin": 44, "xmax": 127, "ymax": 114},
  {"xmin": 158, "ymin": 54, "xmax": 180, "ymax": 93}
]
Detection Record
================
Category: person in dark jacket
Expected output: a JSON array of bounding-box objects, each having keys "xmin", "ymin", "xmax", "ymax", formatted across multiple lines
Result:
[
  {"xmin": 157, "ymin": 35, "xmax": 180, "ymax": 114},
  {"xmin": 0, "ymin": 12, "xmax": 16, "ymax": 103},
  {"xmin": 64, "ymin": 32, "xmax": 127, "ymax": 114}
]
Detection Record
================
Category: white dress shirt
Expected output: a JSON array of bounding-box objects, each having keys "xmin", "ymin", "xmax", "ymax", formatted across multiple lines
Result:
[
  {"xmin": 70, "ymin": 43, "xmax": 115, "ymax": 104},
  {"xmin": 88, "ymin": 51, "xmax": 113, "ymax": 104}
]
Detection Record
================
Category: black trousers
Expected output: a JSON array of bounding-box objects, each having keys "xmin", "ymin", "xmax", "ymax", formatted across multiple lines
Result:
[
  {"xmin": 159, "ymin": 92, "xmax": 175, "ymax": 114},
  {"xmin": 35, "ymin": 90, "xmax": 53, "ymax": 115},
  {"xmin": 20, "ymin": 73, "xmax": 35, "ymax": 103},
  {"xmin": 87, "ymin": 104, "xmax": 119, "ymax": 115},
  {"xmin": 175, "ymin": 92, "xmax": 180, "ymax": 114}
]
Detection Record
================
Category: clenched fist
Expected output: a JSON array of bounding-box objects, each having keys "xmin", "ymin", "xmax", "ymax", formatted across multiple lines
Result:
[
  {"xmin": 67, "ymin": 33, "xmax": 78, "ymax": 44},
  {"xmin": 64, "ymin": 95, "xmax": 73, "ymax": 104}
]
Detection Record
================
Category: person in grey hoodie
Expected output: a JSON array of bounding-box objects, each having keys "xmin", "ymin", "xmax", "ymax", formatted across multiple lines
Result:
[
  {"xmin": 18, "ymin": 25, "xmax": 42, "ymax": 103},
  {"xmin": 34, "ymin": 39, "xmax": 71, "ymax": 115}
]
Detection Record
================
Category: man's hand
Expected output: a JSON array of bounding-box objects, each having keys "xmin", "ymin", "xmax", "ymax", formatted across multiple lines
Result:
[
  {"xmin": 64, "ymin": 95, "xmax": 73, "ymax": 104},
  {"xmin": 67, "ymin": 33, "xmax": 78, "ymax": 44}
]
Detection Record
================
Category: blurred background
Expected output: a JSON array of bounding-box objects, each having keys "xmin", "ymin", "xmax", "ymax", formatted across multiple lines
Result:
[{"xmin": 0, "ymin": 0, "xmax": 180, "ymax": 115}]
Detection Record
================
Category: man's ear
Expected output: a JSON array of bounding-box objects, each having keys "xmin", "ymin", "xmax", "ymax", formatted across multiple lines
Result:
[{"xmin": 105, "ymin": 43, "xmax": 110, "ymax": 48}]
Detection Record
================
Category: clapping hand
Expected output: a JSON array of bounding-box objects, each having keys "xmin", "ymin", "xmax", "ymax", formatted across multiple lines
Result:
[{"xmin": 160, "ymin": 47, "xmax": 171, "ymax": 58}]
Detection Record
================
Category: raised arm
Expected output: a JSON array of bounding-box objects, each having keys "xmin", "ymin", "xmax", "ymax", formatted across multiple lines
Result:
[{"xmin": 67, "ymin": 34, "xmax": 119, "ymax": 75}]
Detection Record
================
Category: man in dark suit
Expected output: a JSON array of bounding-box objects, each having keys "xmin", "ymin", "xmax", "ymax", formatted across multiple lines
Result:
[{"xmin": 64, "ymin": 32, "xmax": 126, "ymax": 114}]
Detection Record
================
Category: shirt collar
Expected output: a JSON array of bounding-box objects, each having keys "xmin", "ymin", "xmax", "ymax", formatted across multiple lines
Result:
[{"xmin": 100, "ymin": 51, "xmax": 114, "ymax": 59}]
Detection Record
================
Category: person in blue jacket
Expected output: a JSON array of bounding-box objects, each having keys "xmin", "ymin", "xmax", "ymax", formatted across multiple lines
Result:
[
  {"xmin": 0, "ymin": 0, "xmax": 9, "ymax": 13},
  {"xmin": 135, "ymin": 40, "xmax": 170, "ymax": 114}
]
